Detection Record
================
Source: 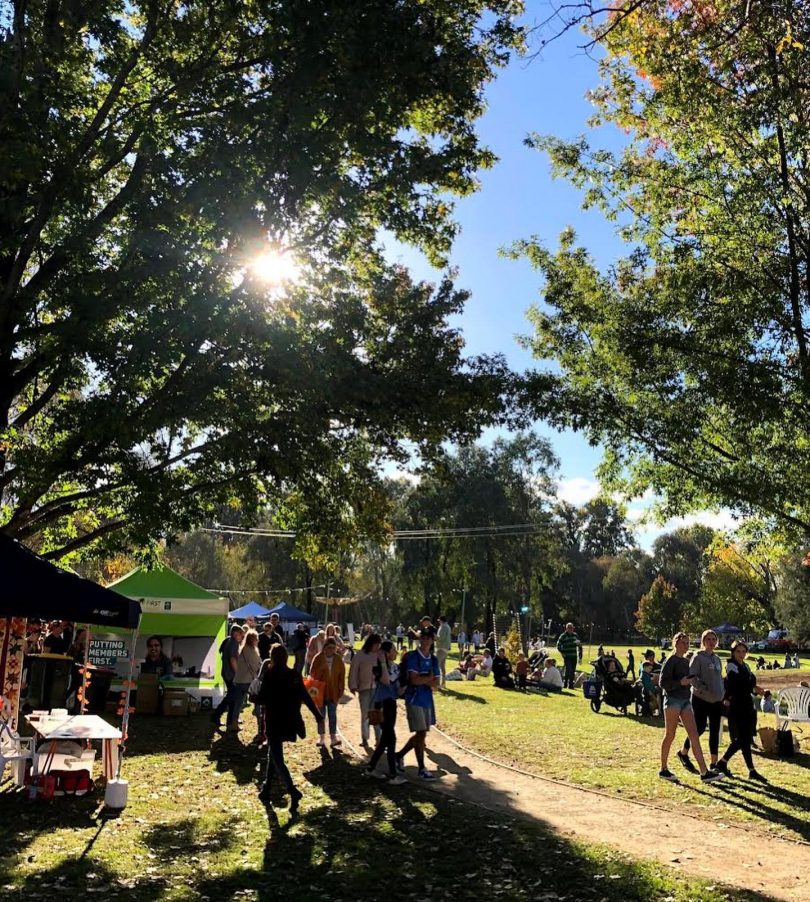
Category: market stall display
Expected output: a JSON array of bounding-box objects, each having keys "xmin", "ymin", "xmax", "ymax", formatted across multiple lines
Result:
[{"xmin": 103, "ymin": 566, "xmax": 228, "ymax": 708}]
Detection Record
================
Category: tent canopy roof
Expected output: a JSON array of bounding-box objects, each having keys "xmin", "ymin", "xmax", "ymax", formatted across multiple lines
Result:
[
  {"xmin": 0, "ymin": 533, "xmax": 141, "ymax": 628},
  {"xmin": 108, "ymin": 565, "xmax": 222, "ymax": 601},
  {"xmin": 267, "ymin": 601, "xmax": 317, "ymax": 622},
  {"xmin": 710, "ymin": 623, "xmax": 745, "ymax": 633},
  {"xmin": 229, "ymin": 600, "xmax": 271, "ymax": 619}
]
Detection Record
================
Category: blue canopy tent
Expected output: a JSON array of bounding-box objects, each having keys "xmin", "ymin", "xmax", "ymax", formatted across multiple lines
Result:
[
  {"xmin": 267, "ymin": 602, "xmax": 316, "ymax": 622},
  {"xmin": 228, "ymin": 600, "xmax": 271, "ymax": 620},
  {"xmin": 711, "ymin": 623, "xmax": 745, "ymax": 634}
]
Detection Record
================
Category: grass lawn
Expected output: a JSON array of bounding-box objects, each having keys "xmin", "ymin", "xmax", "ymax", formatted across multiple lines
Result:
[
  {"xmin": 0, "ymin": 715, "xmax": 769, "ymax": 901},
  {"xmin": 435, "ymin": 680, "xmax": 810, "ymax": 843}
]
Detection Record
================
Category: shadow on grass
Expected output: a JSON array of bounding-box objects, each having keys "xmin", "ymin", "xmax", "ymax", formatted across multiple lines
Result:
[
  {"xmin": 0, "ymin": 717, "xmax": 778, "ymax": 902},
  {"xmin": 439, "ymin": 686, "xmax": 487, "ymax": 703}
]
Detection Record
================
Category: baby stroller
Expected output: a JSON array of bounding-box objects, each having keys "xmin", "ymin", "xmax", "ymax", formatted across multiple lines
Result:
[{"xmin": 585, "ymin": 655, "xmax": 642, "ymax": 715}]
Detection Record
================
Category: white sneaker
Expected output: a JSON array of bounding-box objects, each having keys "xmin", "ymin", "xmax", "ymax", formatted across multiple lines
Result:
[{"xmin": 388, "ymin": 775, "xmax": 407, "ymax": 786}]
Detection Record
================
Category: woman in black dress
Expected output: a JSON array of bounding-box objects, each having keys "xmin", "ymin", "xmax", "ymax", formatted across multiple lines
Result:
[
  {"xmin": 714, "ymin": 640, "xmax": 767, "ymax": 783},
  {"xmin": 256, "ymin": 644, "xmax": 323, "ymax": 811}
]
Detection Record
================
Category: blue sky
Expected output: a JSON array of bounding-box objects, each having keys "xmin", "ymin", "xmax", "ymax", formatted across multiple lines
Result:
[{"xmin": 383, "ymin": 10, "xmax": 735, "ymax": 546}]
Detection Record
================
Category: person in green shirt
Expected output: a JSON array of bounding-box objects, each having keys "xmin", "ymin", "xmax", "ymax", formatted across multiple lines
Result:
[{"xmin": 556, "ymin": 623, "xmax": 581, "ymax": 689}]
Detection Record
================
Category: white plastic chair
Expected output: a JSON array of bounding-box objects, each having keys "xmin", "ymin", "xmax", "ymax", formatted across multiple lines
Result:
[
  {"xmin": 0, "ymin": 722, "xmax": 34, "ymax": 786},
  {"xmin": 776, "ymin": 687, "xmax": 810, "ymax": 732}
]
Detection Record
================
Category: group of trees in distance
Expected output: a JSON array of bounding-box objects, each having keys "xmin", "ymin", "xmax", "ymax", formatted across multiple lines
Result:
[{"xmin": 120, "ymin": 433, "xmax": 809, "ymax": 644}]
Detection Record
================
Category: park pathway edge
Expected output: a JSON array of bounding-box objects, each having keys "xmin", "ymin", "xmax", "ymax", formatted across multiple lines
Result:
[{"xmin": 337, "ymin": 693, "xmax": 809, "ymax": 901}]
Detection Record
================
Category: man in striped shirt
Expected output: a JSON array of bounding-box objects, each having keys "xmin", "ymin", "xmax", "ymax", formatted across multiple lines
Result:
[{"xmin": 556, "ymin": 623, "xmax": 581, "ymax": 689}]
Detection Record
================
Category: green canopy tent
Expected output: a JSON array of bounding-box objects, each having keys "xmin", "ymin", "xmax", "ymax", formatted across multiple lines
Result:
[{"xmin": 97, "ymin": 566, "xmax": 229, "ymax": 706}]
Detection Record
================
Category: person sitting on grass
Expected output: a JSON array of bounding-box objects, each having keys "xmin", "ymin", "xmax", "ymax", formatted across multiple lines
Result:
[
  {"xmin": 492, "ymin": 647, "xmax": 515, "ymax": 689},
  {"xmin": 538, "ymin": 657, "xmax": 563, "ymax": 691},
  {"xmin": 476, "ymin": 650, "xmax": 493, "ymax": 679},
  {"xmin": 760, "ymin": 689, "xmax": 776, "ymax": 714}
]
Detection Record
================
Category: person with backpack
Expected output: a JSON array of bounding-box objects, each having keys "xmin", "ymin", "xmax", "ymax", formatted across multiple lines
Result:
[
  {"xmin": 364, "ymin": 640, "xmax": 407, "ymax": 784},
  {"xmin": 395, "ymin": 629, "xmax": 440, "ymax": 780},
  {"xmin": 713, "ymin": 640, "xmax": 768, "ymax": 782},
  {"xmin": 256, "ymin": 644, "xmax": 324, "ymax": 812},
  {"xmin": 211, "ymin": 624, "xmax": 244, "ymax": 731}
]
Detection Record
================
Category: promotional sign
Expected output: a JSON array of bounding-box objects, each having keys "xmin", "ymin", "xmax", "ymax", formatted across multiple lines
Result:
[{"xmin": 89, "ymin": 638, "xmax": 128, "ymax": 667}]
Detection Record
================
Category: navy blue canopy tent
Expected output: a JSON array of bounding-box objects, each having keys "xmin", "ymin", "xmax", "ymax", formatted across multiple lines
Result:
[
  {"xmin": 711, "ymin": 623, "xmax": 745, "ymax": 634},
  {"xmin": 267, "ymin": 601, "xmax": 316, "ymax": 622},
  {"xmin": 228, "ymin": 600, "xmax": 272, "ymax": 620},
  {"xmin": 0, "ymin": 532, "xmax": 141, "ymax": 628}
]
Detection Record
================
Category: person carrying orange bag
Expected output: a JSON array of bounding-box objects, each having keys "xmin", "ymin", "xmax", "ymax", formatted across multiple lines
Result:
[
  {"xmin": 308, "ymin": 637, "xmax": 346, "ymax": 748},
  {"xmin": 302, "ymin": 676, "xmax": 325, "ymax": 710}
]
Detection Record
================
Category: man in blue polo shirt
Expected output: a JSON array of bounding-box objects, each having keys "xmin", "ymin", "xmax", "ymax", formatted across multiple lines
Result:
[{"xmin": 396, "ymin": 629, "xmax": 440, "ymax": 780}]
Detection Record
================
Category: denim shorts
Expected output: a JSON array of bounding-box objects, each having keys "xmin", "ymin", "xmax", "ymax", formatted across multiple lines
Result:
[{"xmin": 663, "ymin": 695, "xmax": 692, "ymax": 712}]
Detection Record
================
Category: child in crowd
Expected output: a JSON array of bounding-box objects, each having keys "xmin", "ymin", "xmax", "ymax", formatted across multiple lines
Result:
[
  {"xmin": 639, "ymin": 660, "xmax": 660, "ymax": 715},
  {"xmin": 515, "ymin": 654, "xmax": 529, "ymax": 691},
  {"xmin": 760, "ymin": 689, "xmax": 776, "ymax": 714}
]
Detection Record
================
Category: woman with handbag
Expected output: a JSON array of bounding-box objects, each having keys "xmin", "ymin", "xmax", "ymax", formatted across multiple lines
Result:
[
  {"xmin": 232, "ymin": 629, "xmax": 262, "ymax": 736},
  {"xmin": 256, "ymin": 644, "xmax": 324, "ymax": 811},
  {"xmin": 364, "ymin": 640, "xmax": 407, "ymax": 784},
  {"xmin": 309, "ymin": 637, "xmax": 346, "ymax": 748},
  {"xmin": 349, "ymin": 633, "xmax": 382, "ymax": 747}
]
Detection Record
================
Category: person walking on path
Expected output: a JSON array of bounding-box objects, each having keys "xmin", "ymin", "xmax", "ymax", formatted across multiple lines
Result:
[
  {"xmin": 305, "ymin": 629, "xmax": 324, "ymax": 675},
  {"xmin": 396, "ymin": 630, "xmax": 440, "ymax": 780},
  {"xmin": 349, "ymin": 633, "xmax": 382, "ymax": 748},
  {"xmin": 435, "ymin": 616, "xmax": 452, "ymax": 688},
  {"xmin": 233, "ymin": 628, "xmax": 262, "ymax": 735},
  {"xmin": 626, "ymin": 649, "xmax": 636, "ymax": 682},
  {"xmin": 556, "ymin": 623, "xmax": 581, "ymax": 689},
  {"xmin": 658, "ymin": 632, "xmax": 724, "ymax": 784},
  {"xmin": 212, "ymin": 624, "xmax": 244, "ymax": 730},
  {"xmin": 288, "ymin": 622, "xmax": 309, "ymax": 673},
  {"xmin": 256, "ymin": 644, "xmax": 324, "ymax": 812},
  {"xmin": 395, "ymin": 623, "xmax": 405, "ymax": 650},
  {"xmin": 676, "ymin": 629, "xmax": 724, "ymax": 774},
  {"xmin": 258, "ymin": 616, "xmax": 285, "ymax": 660},
  {"xmin": 325, "ymin": 622, "xmax": 346, "ymax": 653},
  {"xmin": 472, "ymin": 629, "xmax": 482, "ymax": 653},
  {"xmin": 309, "ymin": 636, "xmax": 346, "ymax": 748},
  {"xmin": 364, "ymin": 640, "xmax": 407, "ymax": 784},
  {"xmin": 714, "ymin": 640, "xmax": 768, "ymax": 783}
]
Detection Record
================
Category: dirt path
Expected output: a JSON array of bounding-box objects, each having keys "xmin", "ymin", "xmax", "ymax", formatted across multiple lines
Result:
[{"xmin": 337, "ymin": 693, "xmax": 810, "ymax": 901}]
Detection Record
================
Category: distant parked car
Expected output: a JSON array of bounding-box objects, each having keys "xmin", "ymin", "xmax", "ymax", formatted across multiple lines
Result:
[
  {"xmin": 751, "ymin": 639, "xmax": 767, "ymax": 651},
  {"xmin": 765, "ymin": 628, "xmax": 795, "ymax": 651}
]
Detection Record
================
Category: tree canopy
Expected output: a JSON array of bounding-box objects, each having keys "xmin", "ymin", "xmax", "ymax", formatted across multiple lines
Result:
[
  {"xmin": 0, "ymin": 0, "xmax": 522, "ymax": 559},
  {"xmin": 519, "ymin": 0, "xmax": 810, "ymax": 536}
]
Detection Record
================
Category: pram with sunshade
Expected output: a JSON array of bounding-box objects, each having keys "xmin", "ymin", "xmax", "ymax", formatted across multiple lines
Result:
[{"xmin": 585, "ymin": 655, "xmax": 642, "ymax": 715}]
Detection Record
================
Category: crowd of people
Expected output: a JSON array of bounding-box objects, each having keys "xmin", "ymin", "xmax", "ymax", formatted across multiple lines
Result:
[
  {"xmin": 202, "ymin": 611, "xmax": 805, "ymax": 811},
  {"xmin": 210, "ymin": 615, "xmax": 450, "ymax": 810}
]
